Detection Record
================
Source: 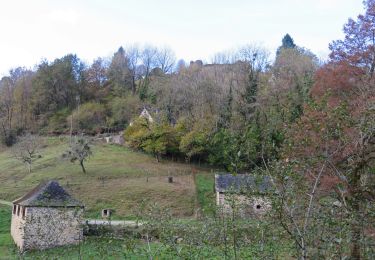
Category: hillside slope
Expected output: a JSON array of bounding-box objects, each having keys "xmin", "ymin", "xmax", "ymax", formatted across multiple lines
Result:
[{"xmin": 0, "ymin": 137, "xmax": 211, "ymax": 218}]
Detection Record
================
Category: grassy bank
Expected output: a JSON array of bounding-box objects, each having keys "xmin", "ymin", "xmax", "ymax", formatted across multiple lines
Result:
[
  {"xmin": 0, "ymin": 205, "xmax": 16, "ymax": 259},
  {"xmin": 195, "ymin": 172, "xmax": 216, "ymax": 216},
  {"xmin": 0, "ymin": 137, "xmax": 212, "ymax": 219}
]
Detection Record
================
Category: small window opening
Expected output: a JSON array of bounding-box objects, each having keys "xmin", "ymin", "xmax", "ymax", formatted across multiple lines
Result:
[
  {"xmin": 13, "ymin": 205, "xmax": 16, "ymax": 215},
  {"xmin": 22, "ymin": 207, "xmax": 26, "ymax": 219},
  {"xmin": 101, "ymin": 209, "xmax": 112, "ymax": 219},
  {"xmin": 17, "ymin": 206, "xmax": 20, "ymax": 216},
  {"xmin": 256, "ymin": 204, "xmax": 261, "ymax": 209}
]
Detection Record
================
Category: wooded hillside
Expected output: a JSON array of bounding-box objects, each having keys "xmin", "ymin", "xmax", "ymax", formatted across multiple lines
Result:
[{"xmin": 0, "ymin": 1, "xmax": 374, "ymax": 258}]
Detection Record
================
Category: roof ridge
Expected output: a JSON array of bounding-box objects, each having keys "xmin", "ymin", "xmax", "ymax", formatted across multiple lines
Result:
[
  {"xmin": 13, "ymin": 180, "xmax": 83, "ymax": 207},
  {"xmin": 215, "ymin": 173, "xmax": 272, "ymax": 194}
]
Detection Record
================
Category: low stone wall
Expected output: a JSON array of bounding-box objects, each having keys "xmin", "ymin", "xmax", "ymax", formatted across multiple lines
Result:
[{"xmin": 84, "ymin": 220, "xmax": 143, "ymax": 238}]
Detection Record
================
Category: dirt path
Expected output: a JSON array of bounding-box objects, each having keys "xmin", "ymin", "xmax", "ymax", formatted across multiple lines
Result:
[{"xmin": 0, "ymin": 199, "xmax": 12, "ymax": 206}]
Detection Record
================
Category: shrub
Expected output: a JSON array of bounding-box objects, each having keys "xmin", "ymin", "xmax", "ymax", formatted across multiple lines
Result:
[
  {"xmin": 0, "ymin": 128, "xmax": 17, "ymax": 146},
  {"xmin": 107, "ymin": 96, "xmax": 142, "ymax": 129},
  {"xmin": 48, "ymin": 108, "xmax": 71, "ymax": 133},
  {"xmin": 125, "ymin": 118, "xmax": 180, "ymax": 161},
  {"xmin": 69, "ymin": 102, "xmax": 107, "ymax": 133},
  {"xmin": 124, "ymin": 117, "xmax": 150, "ymax": 149},
  {"xmin": 180, "ymin": 127, "xmax": 210, "ymax": 162},
  {"xmin": 141, "ymin": 123, "xmax": 179, "ymax": 161}
]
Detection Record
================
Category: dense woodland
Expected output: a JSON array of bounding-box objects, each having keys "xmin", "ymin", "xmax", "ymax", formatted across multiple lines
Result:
[
  {"xmin": 0, "ymin": 1, "xmax": 375, "ymax": 258},
  {"xmin": 0, "ymin": 33, "xmax": 319, "ymax": 171}
]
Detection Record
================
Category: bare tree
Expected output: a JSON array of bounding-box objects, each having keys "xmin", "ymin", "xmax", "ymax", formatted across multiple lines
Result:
[
  {"xmin": 138, "ymin": 46, "xmax": 158, "ymax": 99},
  {"xmin": 141, "ymin": 46, "xmax": 158, "ymax": 77},
  {"xmin": 12, "ymin": 134, "xmax": 42, "ymax": 173},
  {"xmin": 155, "ymin": 47, "xmax": 176, "ymax": 73},
  {"xmin": 62, "ymin": 135, "xmax": 92, "ymax": 173},
  {"xmin": 126, "ymin": 44, "xmax": 141, "ymax": 95}
]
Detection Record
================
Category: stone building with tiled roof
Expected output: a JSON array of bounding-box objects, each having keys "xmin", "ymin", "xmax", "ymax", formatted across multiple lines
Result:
[
  {"xmin": 11, "ymin": 180, "xmax": 84, "ymax": 251},
  {"xmin": 215, "ymin": 173, "xmax": 272, "ymax": 217}
]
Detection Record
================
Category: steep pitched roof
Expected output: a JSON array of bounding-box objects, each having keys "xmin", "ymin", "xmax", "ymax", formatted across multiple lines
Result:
[
  {"xmin": 13, "ymin": 180, "xmax": 84, "ymax": 207},
  {"xmin": 140, "ymin": 108, "xmax": 154, "ymax": 123},
  {"xmin": 215, "ymin": 174, "xmax": 272, "ymax": 194}
]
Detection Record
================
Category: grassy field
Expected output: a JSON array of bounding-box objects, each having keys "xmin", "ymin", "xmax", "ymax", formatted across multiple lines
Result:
[
  {"xmin": 0, "ymin": 137, "xmax": 225, "ymax": 258},
  {"xmin": 195, "ymin": 173, "xmax": 216, "ymax": 216},
  {"xmin": 0, "ymin": 137, "xmax": 214, "ymax": 219},
  {"xmin": 0, "ymin": 205, "xmax": 17, "ymax": 259}
]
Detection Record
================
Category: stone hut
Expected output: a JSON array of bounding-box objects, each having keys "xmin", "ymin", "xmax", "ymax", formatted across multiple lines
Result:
[
  {"xmin": 140, "ymin": 108, "xmax": 154, "ymax": 123},
  {"xmin": 215, "ymin": 174, "xmax": 272, "ymax": 217},
  {"xmin": 11, "ymin": 180, "xmax": 84, "ymax": 251},
  {"xmin": 129, "ymin": 108, "xmax": 154, "ymax": 127}
]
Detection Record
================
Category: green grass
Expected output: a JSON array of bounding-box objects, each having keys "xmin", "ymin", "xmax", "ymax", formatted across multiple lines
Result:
[
  {"xmin": 195, "ymin": 172, "xmax": 216, "ymax": 216},
  {"xmin": 0, "ymin": 204, "xmax": 291, "ymax": 259},
  {"xmin": 0, "ymin": 138, "xmax": 295, "ymax": 259},
  {"xmin": 0, "ymin": 137, "xmax": 211, "ymax": 219},
  {"xmin": 0, "ymin": 205, "xmax": 17, "ymax": 259}
]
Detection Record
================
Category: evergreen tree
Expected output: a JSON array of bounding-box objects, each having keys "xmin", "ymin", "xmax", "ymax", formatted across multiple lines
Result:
[
  {"xmin": 107, "ymin": 47, "xmax": 132, "ymax": 96},
  {"xmin": 281, "ymin": 33, "xmax": 296, "ymax": 49},
  {"xmin": 217, "ymin": 85, "xmax": 233, "ymax": 129},
  {"xmin": 276, "ymin": 33, "xmax": 296, "ymax": 55}
]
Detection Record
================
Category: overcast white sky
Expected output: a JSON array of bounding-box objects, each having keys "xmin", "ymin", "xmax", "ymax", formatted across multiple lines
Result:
[{"xmin": 0, "ymin": 0, "xmax": 364, "ymax": 76}]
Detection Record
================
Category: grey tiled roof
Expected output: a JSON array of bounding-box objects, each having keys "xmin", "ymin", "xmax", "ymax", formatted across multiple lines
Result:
[
  {"xmin": 215, "ymin": 173, "xmax": 272, "ymax": 194},
  {"xmin": 13, "ymin": 180, "xmax": 84, "ymax": 207}
]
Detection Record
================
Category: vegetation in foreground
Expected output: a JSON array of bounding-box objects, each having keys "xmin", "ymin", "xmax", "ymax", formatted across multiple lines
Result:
[
  {"xmin": 0, "ymin": 203, "xmax": 293, "ymax": 259},
  {"xmin": 0, "ymin": 205, "xmax": 15, "ymax": 259}
]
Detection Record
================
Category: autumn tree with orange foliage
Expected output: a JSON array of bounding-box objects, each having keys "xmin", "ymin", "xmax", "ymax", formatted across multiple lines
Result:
[{"xmin": 272, "ymin": 1, "xmax": 375, "ymax": 259}]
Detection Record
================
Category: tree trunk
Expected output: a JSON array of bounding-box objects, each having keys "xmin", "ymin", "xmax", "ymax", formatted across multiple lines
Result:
[
  {"xmin": 80, "ymin": 160, "xmax": 86, "ymax": 173},
  {"xmin": 350, "ymin": 193, "xmax": 361, "ymax": 260},
  {"xmin": 349, "ymin": 169, "xmax": 362, "ymax": 260},
  {"xmin": 132, "ymin": 76, "xmax": 136, "ymax": 95},
  {"xmin": 351, "ymin": 219, "xmax": 361, "ymax": 260}
]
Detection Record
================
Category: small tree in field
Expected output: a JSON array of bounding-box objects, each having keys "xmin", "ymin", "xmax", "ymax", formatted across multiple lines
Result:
[
  {"xmin": 12, "ymin": 134, "xmax": 42, "ymax": 173},
  {"xmin": 63, "ymin": 136, "xmax": 92, "ymax": 173}
]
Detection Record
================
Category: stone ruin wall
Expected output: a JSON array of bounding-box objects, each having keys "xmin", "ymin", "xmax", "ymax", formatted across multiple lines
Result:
[
  {"xmin": 11, "ymin": 206, "xmax": 26, "ymax": 250},
  {"xmin": 11, "ymin": 206, "xmax": 84, "ymax": 251},
  {"xmin": 217, "ymin": 192, "xmax": 271, "ymax": 217}
]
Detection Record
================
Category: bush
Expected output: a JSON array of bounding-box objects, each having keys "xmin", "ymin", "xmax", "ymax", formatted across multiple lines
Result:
[
  {"xmin": 107, "ymin": 96, "xmax": 142, "ymax": 129},
  {"xmin": 208, "ymin": 129, "xmax": 237, "ymax": 171},
  {"xmin": 69, "ymin": 102, "xmax": 107, "ymax": 133},
  {"xmin": 125, "ymin": 118, "xmax": 180, "ymax": 161},
  {"xmin": 180, "ymin": 127, "xmax": 210, "ymax": 162},
  {"xmin": 141, "ymin": 123, "xmax": 179, "ymax": 161},
  {"xmin": 48, "ymin": 108, "xmax": 71, "ymax": 133},
  {"xmin": 0, "ymin": 129, "xmax": 17, "ymax": 146},
  {"xmin": 124, "ymin": 117, "xmax": 150, "ymax": 149}
]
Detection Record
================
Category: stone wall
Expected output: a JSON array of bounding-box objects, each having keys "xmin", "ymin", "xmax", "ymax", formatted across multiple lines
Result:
[
  {"xmin": 216, "ymin": 192, "xmax": 271, "ymax": 217},
  {"xmin": 11, "ymin": 206, "xmax": 84, "ymax": 251},
  {"xmin": 11, "ymin": 205, "xmax": 26, "ymax": 250}
]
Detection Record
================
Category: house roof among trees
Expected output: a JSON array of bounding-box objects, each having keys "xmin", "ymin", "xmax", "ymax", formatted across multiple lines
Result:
[
  {"xmin": 13, "ymin": 180, "xmax": 84, "ymax": 207},
  {"xmin": 140, "ymin": 108, "xmax": 154, "ymax": 123},
  {"xmin": 215, "ymin": 174, "xmax": 272, "ymax": 194}
]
